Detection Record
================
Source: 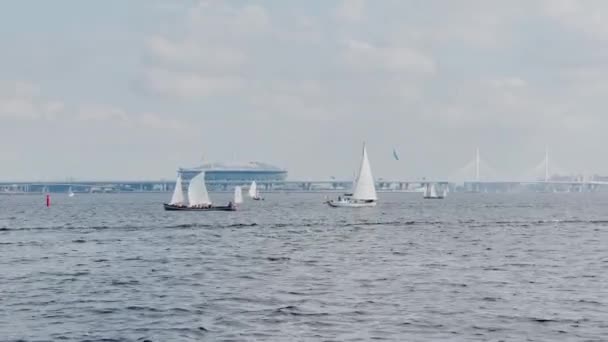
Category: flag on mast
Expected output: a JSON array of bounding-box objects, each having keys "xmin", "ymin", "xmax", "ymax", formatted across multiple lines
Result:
[{"xmin": 392, "ymin": 148, "xmax": 400, "ymax": 161}]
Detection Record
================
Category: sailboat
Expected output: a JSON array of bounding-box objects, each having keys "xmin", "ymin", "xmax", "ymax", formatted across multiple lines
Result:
[
  {"xmin": 68, "ymin": 186, "xmax": 75, "ymax": 197},
  {"xmin": 234, "ymin": 186, "xmax": 243, "ymax": 205},
  {"xmin": 163, "ymin": 172, "xmax": 236, "ymax": 211},
  {"xmin": 327, "ymin": 143, "xmax": 377, "ymax": 207},
  {"xmin": 424, "ymin": 183, "xmax": 444, "ymax": 199},
  {"xmin": 248, "ymin": 181, "xmax": 262, "ymax": 200}
]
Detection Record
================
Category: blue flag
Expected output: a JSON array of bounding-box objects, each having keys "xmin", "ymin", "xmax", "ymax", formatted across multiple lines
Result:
[{"xmin": 393, "ymin": 148, "xmax": 399, "ymax": 161}]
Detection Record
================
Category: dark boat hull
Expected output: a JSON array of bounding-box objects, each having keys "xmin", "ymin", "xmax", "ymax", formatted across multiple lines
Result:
[
  {"xmin": 163, "ymin": 203, "xmax": 236, "ymax": 211},
  {"xmin": 424, "ymin": 196, "xmax": 445, "ymax": 199}
]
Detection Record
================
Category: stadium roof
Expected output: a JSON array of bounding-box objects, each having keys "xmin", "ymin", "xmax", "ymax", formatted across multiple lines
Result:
[{"xmin": 179, "ymin": 161, "xmax": 286, "ymax": 172}]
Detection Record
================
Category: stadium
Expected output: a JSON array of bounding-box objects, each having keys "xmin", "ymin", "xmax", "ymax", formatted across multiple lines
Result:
[{"xmin": 178, "ymin": 161, "xmax": 288, "ymax": 184}]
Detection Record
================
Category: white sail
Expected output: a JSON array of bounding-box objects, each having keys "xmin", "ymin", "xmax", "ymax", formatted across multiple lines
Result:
[
  {"xmin": 170, "ymin": 175, "xmax": 185, "ymax": 205},
  {"xmin": 234, "ymin": 186, "xmax": 243, "ymax": 204},
  {"xmin": 352, "ymin": 144, "xmax": 377, "ymax": 201},
  {"xmin": 442, "ymin": 187, "xmax": 448, "ymax": 198},
  {"xmin": 188, "ymin": 172, "xmax": 211, "ymax": 206},
  {"xmin": 248, "ymin": 181, "xmax": 257, "ymax": 198},
  {"xmin": 430, "ymin": 184, "xmax": 437, "ymax": 198},
  {"xmin": 68, "ymin": 186, "xmax": 75, "ymax": 197}
]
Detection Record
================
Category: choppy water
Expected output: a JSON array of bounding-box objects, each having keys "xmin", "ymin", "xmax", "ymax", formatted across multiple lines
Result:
[{"xmin": 0, "ymin": 192, "xmax": 606, "ymax": 341}]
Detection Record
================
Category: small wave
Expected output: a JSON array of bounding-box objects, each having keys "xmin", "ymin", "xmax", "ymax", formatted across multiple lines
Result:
[
  {"xmin": 165, "ymin": 223, "xmax": 258, "ymax": 229},
  {"xmin": 111, "ymin": 279, "xmax": 140, "ymax": 286},
  {"xmin": 126, "ymin": 305, "xmax": 160, "ymax": 312},
  {"xmin": 266, "ymin": 256, "xmax": 290, "ymax": 262},
  {"xmin": 274, "ymin": 305, "xmax": 329, "ymax": 317}
]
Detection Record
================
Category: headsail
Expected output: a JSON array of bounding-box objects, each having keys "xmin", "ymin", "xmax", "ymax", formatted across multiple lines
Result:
[
  {"xmin": 234, "ymin": 186, "xmax": 243, "ymax": 204},
  {"xmin": 430, "ymin": 184, "xmax": 437, "ymax": 198},
  {"xmin": 352, "ymin": 144, "xmax": 377, "ymax": 201},
  {"xmin": 188, "ymin": 172, "xmax": 211, "ymax": 206},
  {"xmin": 248, "ymin": 181, "xmax": 257, "ymax": 198},
  {"xmin": 170, "ymin": 175, "xmax": 185, "ymax": 205}
]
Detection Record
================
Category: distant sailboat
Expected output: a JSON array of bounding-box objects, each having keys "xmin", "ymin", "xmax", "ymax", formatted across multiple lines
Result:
[
  {"xmin": 68, "ymin": 186, "xmax": 75, "ymax": 197},
  {"xmin": 249, "ymin": 181, "xmax": 262, "ymax": 200},
  {"xmin": 163, "ymin": 172, "xmax": 236, "ymax": 211},
  {"xmin": 424, "ymin": 183, "xmax": 444, "ymax": 199},
  {"xmin": 234, "ymin": 186, "xmax": 243, "ymax": 205},
  {"xmin": 327, "ymin": 143, "xmax": 377, "ymax": 207}
]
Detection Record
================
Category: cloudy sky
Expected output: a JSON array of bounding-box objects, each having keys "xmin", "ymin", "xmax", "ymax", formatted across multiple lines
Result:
[{"xmin": 1, "ymin": 0, "xmax": 608, "ymax": 181}]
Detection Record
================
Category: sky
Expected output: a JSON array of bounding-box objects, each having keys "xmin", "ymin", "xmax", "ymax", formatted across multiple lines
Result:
[{"xmin": 2, "ymin": 0, "xmax": 608, "ymax": 181}]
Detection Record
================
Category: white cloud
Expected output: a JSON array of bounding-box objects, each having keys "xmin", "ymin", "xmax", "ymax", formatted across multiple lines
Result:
[
  {"xmin": 146, "ymin": 36, "xmax": 247, "ymax": 71},
  {"xmin": 541, "ymin": 0, "xmax": 608, "ymax": 39},
  {"xmin": 488, "ymin": 77, "xmax": 528, "ymax": 88},
  {"xmin": 142, "ymin": 67, "xmax": 245, "ymax": 99},
  {"xmin": 0, "ymin": 81, "xmax": 65, "ymax": 121},
  {"xmin": 342, "ymin": 39, "xmax": 436, "ymax": 74},
  {"xmin": 336, "ymin": 0, "xmax": 366, "ymax": 22},
  {"xmin": 77, "ymin": 104, "xmax": 128, "ymax": 122}
]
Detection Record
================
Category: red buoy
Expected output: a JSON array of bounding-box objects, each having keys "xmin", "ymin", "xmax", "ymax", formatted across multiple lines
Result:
[{"xmin": 46, "ymin": 194, "xmax": 50, "ymax": 207}]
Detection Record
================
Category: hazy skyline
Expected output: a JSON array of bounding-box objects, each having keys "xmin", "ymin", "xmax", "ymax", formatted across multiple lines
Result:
[{"xmin": 2, "ymin": 0, "xmax": 608, "ymax": 181}]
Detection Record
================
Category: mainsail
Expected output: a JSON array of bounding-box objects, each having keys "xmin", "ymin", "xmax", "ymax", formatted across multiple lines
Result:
[
  {"xmin": 188, "ymin": 172, "xmax": 211, "ymax": 206},
  {"xmin": 352, "ymin": 144, "xmax": 377, "ymax": 201},
  {"xmin": 170, "ymin": 175, "xmax": 185, "ymax": 205},
  {"xmin": 430, "ymin": 184, "xmax": 437, "ymax": 198},
  {"xmin": 248, "ymin": 181, "xmax": 258, "ymax": 198},
  {"xmin": 234, "ymin": 186, "xmax": 243, "ymax": 204}
]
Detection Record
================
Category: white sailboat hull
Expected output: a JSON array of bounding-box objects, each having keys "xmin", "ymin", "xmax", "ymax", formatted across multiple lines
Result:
[{"xmin": 327, "ymin": 200, "xmax": 377, "ymax": 208}]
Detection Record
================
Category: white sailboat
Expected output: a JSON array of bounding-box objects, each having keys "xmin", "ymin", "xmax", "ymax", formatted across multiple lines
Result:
[
  {"xmin": 424, "ymin": 183, "xmax": 444, "ymax": 199},
  {"xmin": 327, "ymin": 143, "xmax": 377, "ymax": 208},
  {"xmin": 164, "ymin": 172, "xmax": 236, "ymax": 211},
  {"xmin": 68, "ymin": 186, "xmax": 75, "ymax": 197},
  {"xmin": 248, "ymin": 181, "xmax": 262, "ymax": 200},
  {"xmin": 234, "ymin": 186, "xmax": 243, "ymax": 204}
]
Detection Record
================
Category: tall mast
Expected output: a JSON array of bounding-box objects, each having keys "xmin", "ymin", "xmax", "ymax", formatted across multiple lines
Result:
[{"xmin": 544, "ymin": 147, "xmax": 549, "ymax": 182}]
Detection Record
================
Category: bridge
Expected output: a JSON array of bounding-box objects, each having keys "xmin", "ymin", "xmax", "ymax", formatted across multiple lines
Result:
[{"xmin": 1, "ymin": 149, "xmax": 605, "ymax": 194}]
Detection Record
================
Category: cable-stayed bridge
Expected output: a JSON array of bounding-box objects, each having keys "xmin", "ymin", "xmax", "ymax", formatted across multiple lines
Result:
[{"xmin": 446, "ymin": 148, "xmax": 606, "ymax": 192}]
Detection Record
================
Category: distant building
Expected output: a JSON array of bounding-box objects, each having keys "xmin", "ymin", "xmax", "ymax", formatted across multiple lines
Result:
[{"xmin": 178, "ymin": 161, "xmax": 287, "ymax": 183}]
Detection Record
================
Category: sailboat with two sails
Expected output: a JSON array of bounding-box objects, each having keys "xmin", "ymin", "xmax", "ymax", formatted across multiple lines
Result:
[
  {"xmin": 163, "ymin": 172, "xmax": 237, "ymax": 211},
  {"xmin": 326, "ymin": 143, "xmax": 377, "ymax": 208},
  {"xmin": 423, "ymin": 183, "xmax": 447, "ymax": 199}
]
